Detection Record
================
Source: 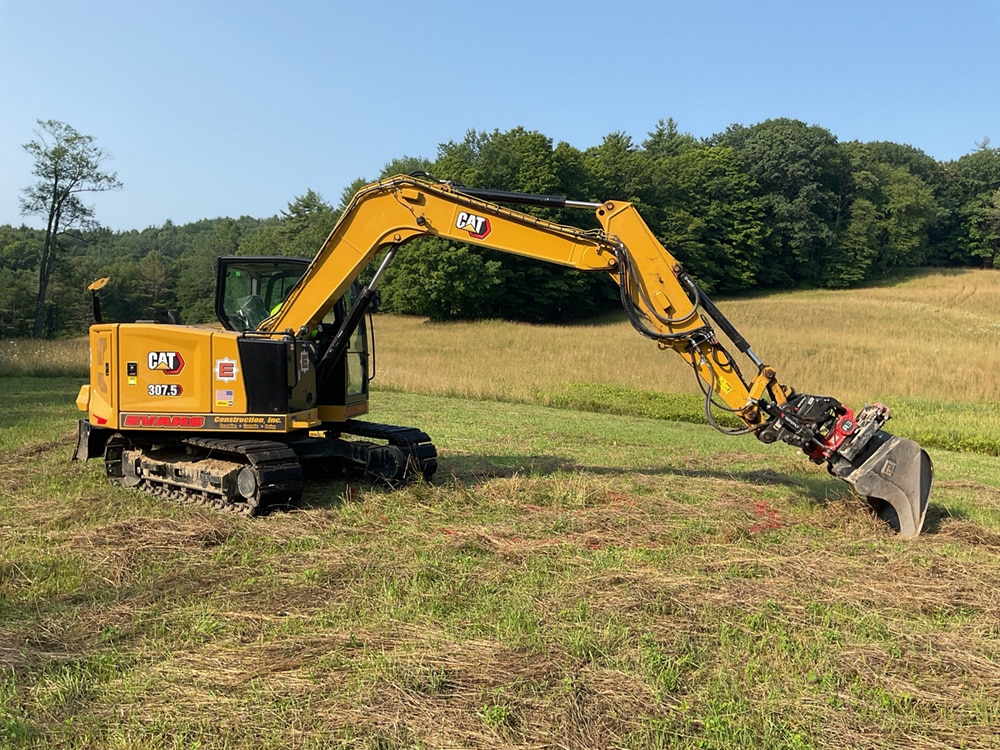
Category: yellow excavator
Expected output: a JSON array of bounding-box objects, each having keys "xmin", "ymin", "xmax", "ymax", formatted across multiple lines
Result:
[{"xmin": 73, "ymin": 174, "xmax": 933, "ymax": 536}]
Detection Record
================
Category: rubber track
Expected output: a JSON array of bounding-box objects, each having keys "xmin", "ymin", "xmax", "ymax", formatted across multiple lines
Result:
[{"xmin": 134, "ymin": 437, "xmax": 303, "ymax": 516}]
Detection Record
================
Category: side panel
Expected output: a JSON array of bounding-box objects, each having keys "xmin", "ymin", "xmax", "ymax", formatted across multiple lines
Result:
[
  {"xmin": 116, "ymin": 324, "xmax": 215, "ymax": 414},
  {"xmin": 236, "ymin": 338, "xmax": 291, "ymax": 413},
  {"xmin": 96, "ymin": 324, "xmax": 322, "ymax": 433}
]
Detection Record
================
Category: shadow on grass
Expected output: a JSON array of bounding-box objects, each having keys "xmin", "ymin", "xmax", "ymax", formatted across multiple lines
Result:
[
  {"xmin": 441, "ymin": 453, "xmax": 959, "ymax": 536},
  {"xmin": 296, "ymin": 451, "xmax": 851, "ymax": 512},
  {"xmin": 441, "ymin": 451, "xmax": 832, "ymax": 492},
  {"xmin": 272, "ymin": 451, "xmax": 958, "ymax": 538}
]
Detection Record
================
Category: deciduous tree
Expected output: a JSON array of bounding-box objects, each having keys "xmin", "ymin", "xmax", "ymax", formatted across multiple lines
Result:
[
  {"xmin": 20, "ymin": 119, "xmax": 122, "ymax": 337},
  {"xmin": 655, "ymin": 146, "xmax": 766, "ymax": 293},
  {"xmin": 715, "ymin": 119, "xmax": 850, "ymax": 287},
  {"xmin": 968, "ymin": 188, "xmax": 1000, "ymax": 267}
]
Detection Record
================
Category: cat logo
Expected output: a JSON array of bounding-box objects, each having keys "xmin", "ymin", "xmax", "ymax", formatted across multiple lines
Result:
[
  {"xmin": 147, "ymin": 351, "xmax": 185, "ymax": 375},
  {"xmin": 456, "ymin": 211, "xmax": 491, "ymax": 239}
]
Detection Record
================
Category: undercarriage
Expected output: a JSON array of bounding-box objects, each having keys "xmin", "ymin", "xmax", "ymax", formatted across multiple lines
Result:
[{"xmin": 74, "ymin": 420, "xmax": 438, "ymax": 515}]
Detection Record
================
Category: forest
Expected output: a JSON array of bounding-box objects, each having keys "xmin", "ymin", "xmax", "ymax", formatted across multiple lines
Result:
[{"xmin": 3, "ymin": 117, "xmax": 1000, "ymax": 338}]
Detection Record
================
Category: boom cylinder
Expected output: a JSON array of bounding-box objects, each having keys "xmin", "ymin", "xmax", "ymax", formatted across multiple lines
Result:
[{"xmin": 318, "ymin": 245, "xmax": 398, "ymax": 382}]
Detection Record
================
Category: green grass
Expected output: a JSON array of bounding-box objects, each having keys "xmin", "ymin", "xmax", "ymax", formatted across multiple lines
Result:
[
  {"xmin": 3, "ymin": 381, "xmax": 1000, "ymax": 748},
  {"xmin": 531, "ymin": 382, "xmax": 1000, "ymax": 456}
]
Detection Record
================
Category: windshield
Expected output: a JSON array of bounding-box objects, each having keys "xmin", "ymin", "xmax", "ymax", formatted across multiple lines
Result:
[{"xmin": 217, "ymin": 258, "xmax": 309, "ymax": 332}]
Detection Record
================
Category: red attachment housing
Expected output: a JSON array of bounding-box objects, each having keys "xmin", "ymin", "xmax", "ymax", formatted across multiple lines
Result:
[{"xmin": 805, "ymin": 406, "xmax": 857, "ymax": 461}]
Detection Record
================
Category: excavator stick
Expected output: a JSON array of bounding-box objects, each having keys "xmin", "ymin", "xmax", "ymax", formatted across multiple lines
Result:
[{"xmin": 681, "ymin": 278, "xmax": 934, "ymax": 538}]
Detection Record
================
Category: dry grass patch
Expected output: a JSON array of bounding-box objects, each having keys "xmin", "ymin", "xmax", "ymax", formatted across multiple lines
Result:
[
  {"xmin": 0, "ymin": 337, "xmax": 88, "ymax": 377},
  {"xmin": 373, "ymin": 267, "xmax": 1000, "ymax": 411}
]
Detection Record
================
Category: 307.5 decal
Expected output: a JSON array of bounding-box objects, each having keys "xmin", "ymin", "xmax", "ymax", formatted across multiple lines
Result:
[{"xmin": 148, "ymin": 383, "xmax": 183, "ymax": 397}]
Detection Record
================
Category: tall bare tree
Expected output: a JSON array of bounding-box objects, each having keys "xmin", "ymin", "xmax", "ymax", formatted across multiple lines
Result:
[{"xmin": 20, "ymin": 119, "xmax": 122, "ymax": 337}]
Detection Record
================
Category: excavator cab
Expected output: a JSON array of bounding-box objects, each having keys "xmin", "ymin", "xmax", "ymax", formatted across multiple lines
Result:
[
  {"xmin": 215, "ymin": 255, "xmax": 372, "ymax": 414},
  {"xmin": 216, "ymin": 256, "xmax": 310, "ymax": 332}
]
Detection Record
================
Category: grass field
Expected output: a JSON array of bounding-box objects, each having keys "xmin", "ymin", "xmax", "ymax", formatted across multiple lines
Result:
[{"xmin": 3, "ymin": 269, "xmax": 1000, "ymax": 748}]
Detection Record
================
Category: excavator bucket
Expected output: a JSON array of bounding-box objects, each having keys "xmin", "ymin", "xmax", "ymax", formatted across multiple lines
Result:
[{"xmin": 830, "ymin": 431, "xmax": 933, "ymax": 538}]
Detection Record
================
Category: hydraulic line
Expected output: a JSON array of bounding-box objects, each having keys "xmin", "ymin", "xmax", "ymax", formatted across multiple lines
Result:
[
  {"xmin": 615, "ymin": 246, "xmax": 703, "ymax": 335},
  {"xmin": 613, "ymin": 245, "xmax": 757, "ymax": 435}
]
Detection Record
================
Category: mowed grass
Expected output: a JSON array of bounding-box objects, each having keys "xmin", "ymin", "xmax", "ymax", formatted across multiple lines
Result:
[
  {"xmin": 3, "ymin": 269, "xmax": 1000, "ymax": 748},
  {"xmin": 3, "ymin": 386, "xmax": 1000, "ymax": 749}
]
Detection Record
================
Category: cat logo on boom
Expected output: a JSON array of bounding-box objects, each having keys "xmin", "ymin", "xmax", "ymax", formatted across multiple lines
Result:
[
  {"xmin": 147, "ymin": 351, "xmax": 185, "ymax": 375},
  {"xmin": 456, "ymin": 211, "xmax": 491, "ymax": 239}
]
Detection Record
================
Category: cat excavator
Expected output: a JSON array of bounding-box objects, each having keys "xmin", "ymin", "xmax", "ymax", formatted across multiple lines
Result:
[{"xmin": 73, "ymin": 174, "xmax": 933, "ymax": 536}]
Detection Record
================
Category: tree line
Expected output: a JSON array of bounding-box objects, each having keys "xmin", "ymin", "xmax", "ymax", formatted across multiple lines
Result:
[{"xmin": 3, "ymin": 117, "xmax": 1000, "ymax": 337}]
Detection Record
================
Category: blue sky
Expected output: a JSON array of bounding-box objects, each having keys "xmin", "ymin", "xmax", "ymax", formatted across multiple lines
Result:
[{"xmin": 1, "ymin": 0, "xmax": 997, "ymax": 231}]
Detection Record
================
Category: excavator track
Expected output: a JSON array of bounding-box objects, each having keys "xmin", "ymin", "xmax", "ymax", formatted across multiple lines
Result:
[
  {"xmin": 341, "ymin": 420, "xmax": 438, "ymax": 482},
  {"xmin": 105, "ymin": 435, "xmax": 303, "ymax": 516}
]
